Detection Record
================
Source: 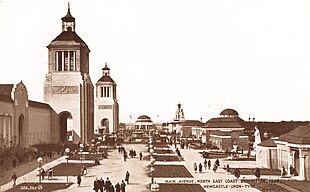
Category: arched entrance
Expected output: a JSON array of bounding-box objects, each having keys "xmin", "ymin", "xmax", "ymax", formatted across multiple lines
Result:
[
  {"xmin": 59, "ymin": 112, "xmax": 73, "ymax": 142},
  {"xmin": 18, "ymin": 114, "xmax": 24, "ymax": 146},
  {"xmin": 101, "ymin": 118, "xmax": 109, "ymax": 134}
]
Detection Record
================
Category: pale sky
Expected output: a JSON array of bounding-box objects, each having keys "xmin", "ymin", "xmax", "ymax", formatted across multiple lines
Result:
[{"xmin": 0, "ymin": 0, "xmax": 309, "ymax": 123}]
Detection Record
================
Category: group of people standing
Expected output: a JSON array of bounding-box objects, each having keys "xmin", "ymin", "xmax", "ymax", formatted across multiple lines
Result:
[
  {"xmin": 92, "ymin": 171, "xmax": 130, "ymax": 192},
  {"xmin": 118, "ymin": 146, "xmax": 143, "ymax": 162},
  {"xmin": 193, "ymin": 159, "xmax": 215, "ymax": 173}
]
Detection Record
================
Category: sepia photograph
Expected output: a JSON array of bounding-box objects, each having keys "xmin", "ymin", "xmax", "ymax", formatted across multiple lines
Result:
[{"xmin": 0, "ymin": 0, "xmax": 310, "ymax": 191}]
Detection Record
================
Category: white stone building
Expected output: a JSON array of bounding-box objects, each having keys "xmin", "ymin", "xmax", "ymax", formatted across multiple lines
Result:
[{"xmin": 43, "ymin": 5, "xmax": 94, "ymax": 144}]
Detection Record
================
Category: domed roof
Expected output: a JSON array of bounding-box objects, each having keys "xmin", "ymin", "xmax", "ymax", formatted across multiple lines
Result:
[
  {"xmin": 137, "ymin": 115, "xmax": 151, "ymax": 120},
  {"xmin": 220, "ymin": 108, "xmax": 239, "ymax": 117},
  {"xmin": 136, "ymin": 115, "xmax": 153, "ymax": 123}
]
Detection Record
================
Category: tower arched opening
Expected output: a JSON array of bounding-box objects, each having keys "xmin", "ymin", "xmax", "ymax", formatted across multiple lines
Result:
[
  {"xmin": 59, "ymin": 111, "xmax": 73, "ymax": 142},
  {"xmin": 100, "ymin": 118, "xmax": 109, "ymax": 134}
]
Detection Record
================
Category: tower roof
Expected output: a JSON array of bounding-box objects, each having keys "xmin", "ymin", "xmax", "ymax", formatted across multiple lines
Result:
[
  {"xmin": 51, "ymin": 30, "xmax": 88, "ymax": 46},
  {"xmin": 61, "ymin": 2, "xmax": 75, "ymax": 22},
  {"xmin": 97, "ymin": 76, "xmax": 115, "ymax": 83},
  {"xmin": 50, "ymin": 3, "xmax": 88, "ymax": 49}
]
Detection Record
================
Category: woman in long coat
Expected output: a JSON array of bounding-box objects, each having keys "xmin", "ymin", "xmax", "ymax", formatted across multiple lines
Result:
[
  {"xmin": 193, "ymin": 162, "xmax": 197, "ymax": 173},
  {"xmin": 77, "ymin": 175, "xmax": 81, "ymax": 187},
  {"xmin": 199, "ymin": 163, "xmax": 203, "ymax": 173},
  {"xmin": 125, "ymin": 171, "xmax": 130, "ymax": 184}
]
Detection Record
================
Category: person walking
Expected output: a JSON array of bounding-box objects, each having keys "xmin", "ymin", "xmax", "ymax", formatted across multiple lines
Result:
[
  {"xmin": 99, "ymin": 177, "xmax": 105, "ymax": 192},
  {"xmin": 199, "ymin": 163, "xmax": 203, "ymax": 173},
  {"xmin": 123, "ymin": 151, "xmax": 127, "ymax": 162},
  {"xmin": 41, "ymin": 168, "xmax": 45, "ymax": 180},
  {"xmin": 12, "ymin": 172, "xmax": 17, "ymax": 187},
  {"xmin": 115, "ymin": 182, "xmax": 121, "ymax": 192},
  {"xmin": 120, "ymin": 180, "xmax": 126, "ymax": 192},
  {"xmin": 77, "ymin": 174, "xmax": 81, "ymax": 187},
  {"xmin": 193, "ymin": 162, "xmax": 197, "ymax": 173},
  {"xmin": 105, "ymin": 177, "xmax": 112, "ymax": 192},
  {"xmin": 255, "ymin": 168, "xmax": 260, "ymax": 179},
  {"xmin": 93, "ymin": 178, "xmax": 100, "ymax": 192},
  {"xmin": 48, "ymin": 168, "xmax": 53, "ymax": 179},
  {"xmin": 281, "ymin": 166, "xmax": 287, "ymax": 178},
  {"xmin": 213, "ymin": 163, "xmax": 217, "ymax": 172},
  {"xmin": 110, "ymin": 184, "xmax": 115, "ymax": 192},
  {"xmin": 139, "ymin": 151, "xmax": 143, "ymax": 160},
  {"xmin": 226, "ymin": 164, "xmax": 230, "ymax": 172},
  {"xmin": 215, "ymin": 159, "xmax": 220, "ymax": 167},
  {"xmin": 204, "ymin": 159, "xmax": 207, "ymax": 170},
  {"xmin": 82, "ymin": 165, "xmax": 87, "ymax": 175},
  {"xmin": 125, "ymin": 171, "xmax": 130, "ymax": 184},
  {"xmin": 208, "ymin": 159, "xmax": 211, "ymax": 170}
]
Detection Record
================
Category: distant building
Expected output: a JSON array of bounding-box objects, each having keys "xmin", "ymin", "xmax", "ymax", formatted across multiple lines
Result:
[
  {"xmin": 174, "ymin": 102, "xmax": 185, "ymax": 121},
  {"xmin": 183, "ymin": 120, "xmax": 204, "ymax": 138},
  {"xmin": 0, "ymin": 82, "xmax": 60, "ymax": 147},
  {"xmin": 95, "ymin": 63, "xmax": 119, "ymax": 135},
  {"xmin": 167, "ymin": 103, "xmax": 186, "ymax": 134},
  {"xmin": 135, "ymin": 115, "xmax": 153, "ymax": 130},
  {"xmin": 204, "ymin": 108, "xmax": 249, "ymax": 151}
]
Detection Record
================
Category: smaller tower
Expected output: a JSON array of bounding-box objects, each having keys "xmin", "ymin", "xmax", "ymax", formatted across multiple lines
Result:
[{"xmin": 95, "ymin": 63, "xmax": 119, "ymax": 135}]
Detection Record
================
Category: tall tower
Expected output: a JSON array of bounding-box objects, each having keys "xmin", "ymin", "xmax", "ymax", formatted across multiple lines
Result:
[
  {"xmin": 95, "ymin": 63, "xmax": 119, "ymax": 135},
  {"xmin": 44, "ymin": 4, "xmax": 94, "ymax": 144}
]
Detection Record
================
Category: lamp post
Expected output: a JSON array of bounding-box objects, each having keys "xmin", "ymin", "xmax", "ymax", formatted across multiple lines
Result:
[
  {"xmin": 150, "ymin": 146, "xmax": 159, "ymax": 191},
  {"xmin": 150, "ymin": 145, "xmax": 160, "ymax": 191},
  {"xmin": 150, "ymin": 157, "xmax": 155, "ymax": 183},
  {"xmin": 37, "ymin": 157, "xmax": 43, "ymax": 183},
  {"xmin": 65, "ymin": 148, "xmax": 70, "ymax": 185}
]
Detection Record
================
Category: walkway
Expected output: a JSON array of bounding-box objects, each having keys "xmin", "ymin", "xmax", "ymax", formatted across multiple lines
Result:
[{"xmin": 1, "ymin": 144, "xmax": 150, "ymax": 192}]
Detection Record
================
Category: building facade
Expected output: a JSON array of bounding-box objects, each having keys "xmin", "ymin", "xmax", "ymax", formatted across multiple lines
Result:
[
  {"xmin": 275, "ymin": 125, "xmax": 310, "ymax": 180},
  {"xmin": 95, "ymin": 63, "xmax": 119, "ymax": 134},
  {"xmin": 256, "ymin": 139, "xmax": 278, "ymax": 169},
  {"xmin": 0, "ymin": 82, "xmax": 60, "ymax": 148},
  {"xmin": 43, "ymin": 6, "xmax": 94, "ymax": 144}
]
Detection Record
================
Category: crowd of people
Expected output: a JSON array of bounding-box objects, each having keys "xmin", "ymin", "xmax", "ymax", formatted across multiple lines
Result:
[{"xmin": 91, "ymin": 171, "xmax": 130, "ymax": 192}]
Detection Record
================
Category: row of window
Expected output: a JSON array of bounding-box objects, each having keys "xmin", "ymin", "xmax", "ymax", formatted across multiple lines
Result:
[
  {"xmin": 100, "ymin": 86, "xmax": 111, "ymax": 97},
  {"xmin": 56, "ymin": 51, "xmax": 76, "ymax": 71}
]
